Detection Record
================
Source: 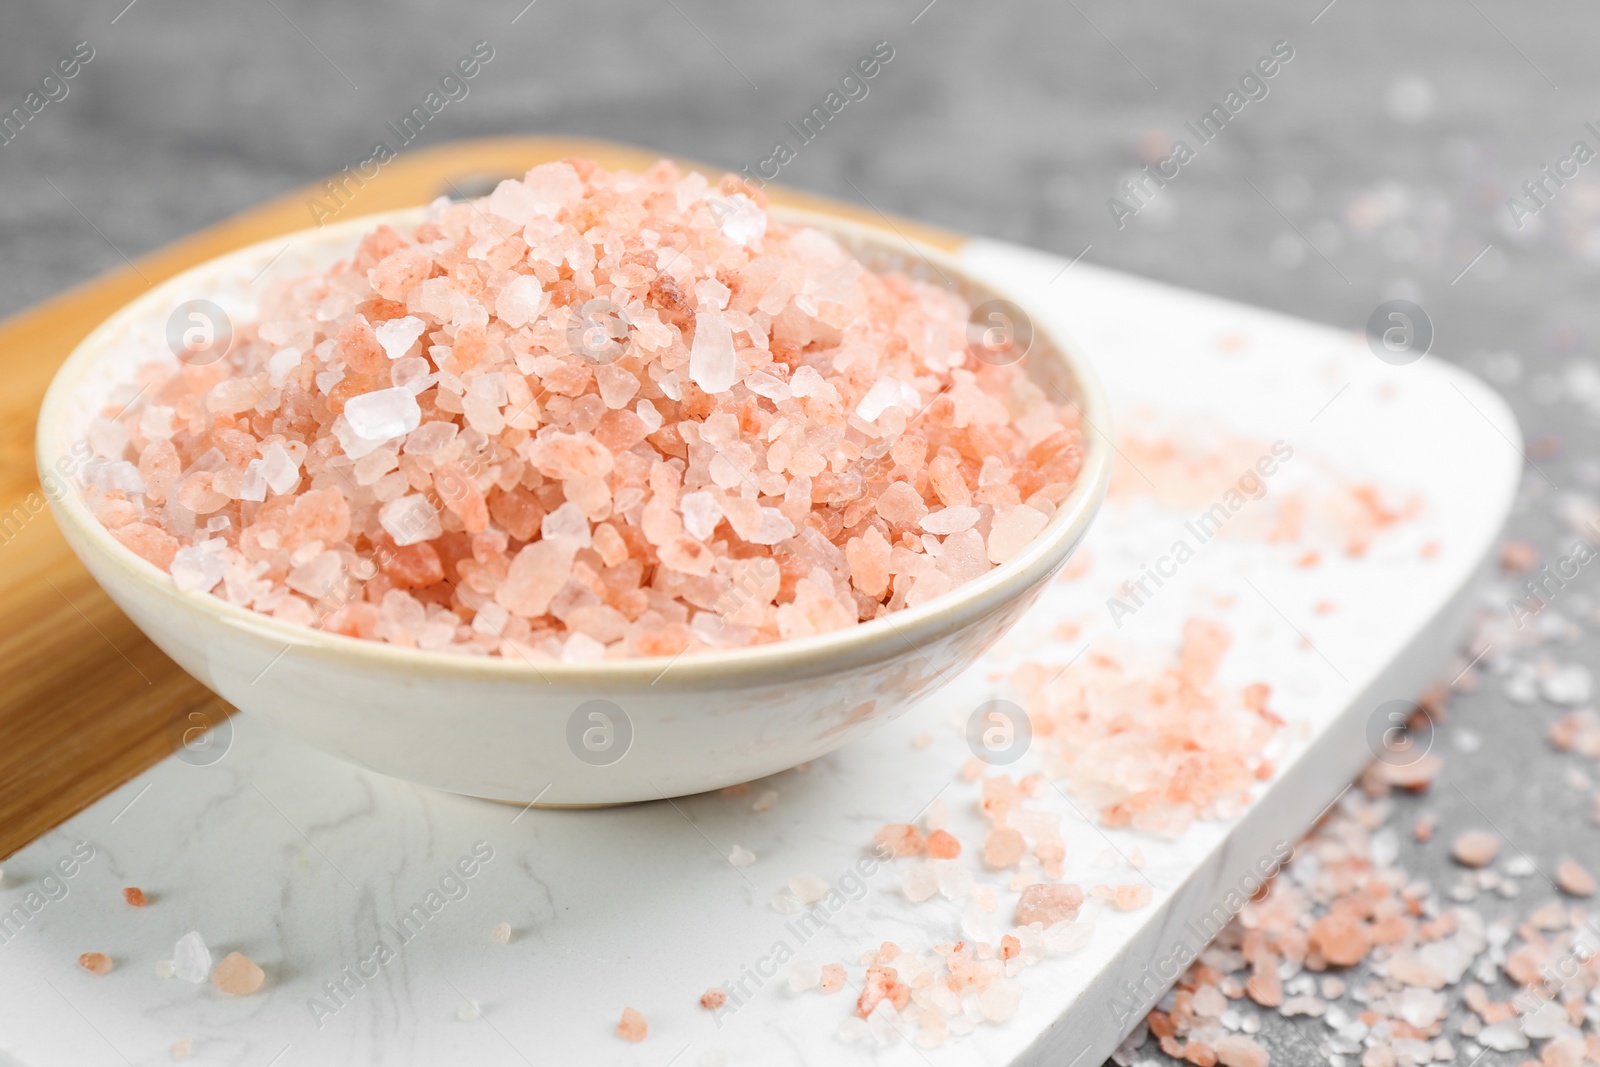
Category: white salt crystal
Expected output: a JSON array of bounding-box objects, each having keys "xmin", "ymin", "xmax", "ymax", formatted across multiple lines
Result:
[
  {"xmin": 745, "ymin": 371, "xmax": 790, "ymax": 401},
  {"xmin": 391, "ymin": 355, "xmax": 435, "ymax": 395},
  {"xmin": 680, "ymin": 491, "xmax": 723, "ymax": 541},
  {"xmin": 789, "ymin": 873, "xmax": 829, "ymax": 904},
  {"xmin": 491, "ymin": 921, "xmax": 512, "ymax": 944},
  {"xmin": 787, "ymin": 958, "xmax": 821, "ymax": 993},
  {"xmin": 541, "ymin": 501, "xmax": 592, "ymax": 547},
  {"xmin": 635, "ymin": 398, "xmax": 664, "ymax": 433},
  {"xmin": 173, "ymin": 931, "xmax": 211, "ymax": 983},
  {"xmin": 495, "ymin": 276, "xmax": 546, "ymax": 329},
  {"xmin": 405, "ymin": 421, "xmax": 458, "ymax": 457},
  {"xmin": 921, "ymin": 506, "xmax": 980, "ymax": 535},
  {"xmin": 836, "ymin": 1017, "xmax": 869, "ymax": 1043},
  {"xmin": 715, "ymin": 193, "xmax": 767, "ymax": 247},
  {"xmin": 380, "ymin": 495, "xmax": 443, "ymax": 547},
  {"xmin": 935, "ymin": 862, "xmax": 975, "ymax": 901},
  {"xmin": 695, "ymin": 277, "xmax": 731, "ymax": 311},
  {"xmin": 747, "ymin": 508, "xmax": 795, "ymax": 546},
  {"xmin": 344, "ymin": 387, "xmax": 422, "ymax": 443},
  {"xmin": 171, "ymin": 541, "xmax": 230, "ymax": 594},
  {"xmin": 979, "ymin": 980, "xmax": 1022, "ymax": 1023},
  {"xmin": 259, "ymin": 442, "xmax": 300, "ymax": 495},
  {"xmin": 238, "ymin": 459, "xmax": 267, "ymax": 502},
  {"xmin": 286, "ymin": 550, "xmax": 344, "ymax": 599},
  {"xmin": 1543, "ymin": 664, "xmax": 1592, "ymax": 705},
  {"xmin": 155, "ymin": 958, "xmax": 175, "ymax": 978},
  {"xmin": 901, "ymin": 862, "xmax": 938, "ymax": 903},
  {"xmin": 961, "ymin": 900, "xmax": 999, "ymax": 943},
  {"xmin": 139, "ymin": 404, "xmax": 175, "ymax": 440},
  {"xmin": 457, "ymin": 1000, "xmax": 481, "ymax": 1022},
  {"xmin": 690, "ymin": 310, "xmax": 738, "ymax": 394},
  {"xmin": 374, "ymin": 316, "xmax": 427, "ymax": 361},
  {"xmin": 752, "ymin": 789, "xmax": 777, "ymax": 813},
  {"xmin": 1477, "ymin": 1021, "xmax": 1528, "ymax": 1051},
  {"xmin": 855, "ymin": 376, "xmax": 921, "ymax": 422},
  {"xmin": 727, "ymin": 845, "xmax": 756, "ymax": 868}
]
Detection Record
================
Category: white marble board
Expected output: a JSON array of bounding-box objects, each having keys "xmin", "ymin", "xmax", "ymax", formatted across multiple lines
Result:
[{"xmin": 0, "ymin": 236, "xmax": 1521, "ymax": 1067}]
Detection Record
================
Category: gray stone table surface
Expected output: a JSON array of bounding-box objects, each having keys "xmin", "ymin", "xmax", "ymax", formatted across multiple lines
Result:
[{"xmin": 3, "ymin": 2, "xmax": 1599, "ymax": 1065}]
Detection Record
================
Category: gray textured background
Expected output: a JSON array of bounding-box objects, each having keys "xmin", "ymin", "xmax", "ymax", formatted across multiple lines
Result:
[{"xmin": 3, "ymin": 1, "xmax": 1596, "ymax": 1064}]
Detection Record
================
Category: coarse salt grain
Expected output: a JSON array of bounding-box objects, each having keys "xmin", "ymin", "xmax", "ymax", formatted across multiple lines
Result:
[
  {"xmin": 616, "ymin": 1006, "xmax": 648, "ymax": 1042},
  {"xmin": 78, "ymin": 951, "xmax": 113, "ymax": 975},
  {"xmin": 84, "ymin": 159, "xmax": 1081, "ymax": 659},
  {"xmin": 210, "ymin": 950, "xmax": 265, "ymax": 995}
]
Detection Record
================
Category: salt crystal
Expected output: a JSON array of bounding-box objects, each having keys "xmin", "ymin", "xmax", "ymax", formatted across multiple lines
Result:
[
  {"xmin": 1477, "ymin": 1021, "xmax": 1528, "ymax": 1052},
  {"xmin": 1450, "ymin": 830, "xmax": 1500, "ymax": 867},
  {"xmin": 1542, "ymin": 664, "xmax": 1592, "ymax": 705},
  {"xmin": 173, "ymin": 931, "xmax": 211, "ymax": 983},
  {"xmin": 379, "ymin": 495, "xmax": 443, "ymax": 547},
  {"xmin": 988, "ymin": 505, "xmax": 1049, "ymax": 564},
  {"xmin": 267, "ymin": 347, "xmax": 302, "ymax": 387},
  {"xmin": 715, "ymin": 193, "xmax": 767, "ymax": 247},
  {"xmin": 171, "ymin": 541, "xmax": 230, "ymax": 594},
  {"xmin": 790, "ymin": 873, "xmax": 829, "ymax": 904},
  {"xmin": 495, "ymin": 276, "xmax": 546, "ymax": 329},
  {"xmin": 921, "ymin": 506, "xmax": 980, "ymax": 535},
  {"xmin": 78, "ymin": 952, "xmax": 113, "ymax": 975},
  {"xmin": 457, "ymin": 1001, "xmax": 481, "ymax": 1021},
  {"xmin": 855, "ymin": 376, "xmax": 921, "ymax": 422},
  {"xmin": 680, "ymin": 491, "xmax": 723, "ymax": 540},
  {"xmin": 344, "ymin": 387, "xmax": 422, "ymax": 443},
  {"xmin": 155, "ymin": 959, "xmax": 175, "ymax": 978},
  {"xmin": 491, "ymin": 921, "xmax": 512, "ymax": 943},
  {"xmin": 727, "ymin": 845, "xmax": 756, "ymax": 868},
  {"xmin": 615, "ymin": 1006, "xmax": 648, "ymax": 1042},
  {"xmin": 787, "ymin": 958, "xmax": 821, "ymax": 993},
  {"xmin": 374, "ymin": 316, "xmax": 427, "ymax": 360},
  {"xmin": 689, "ymin": 310, "xmax": 738, "ymax": 394},
  {"xmin": 210, "ymin": 950, "xmax": 265, "ymax": 995}
]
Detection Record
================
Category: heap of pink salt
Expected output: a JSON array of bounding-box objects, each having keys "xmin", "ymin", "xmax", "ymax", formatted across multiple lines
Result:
[
  {"xmin": 83, "ymin": 159, "xmax": 1083, "ymax": 660},
  {"xmin": 1011, "ymin": 618, "xmax": 1284, "ymax": 837}
]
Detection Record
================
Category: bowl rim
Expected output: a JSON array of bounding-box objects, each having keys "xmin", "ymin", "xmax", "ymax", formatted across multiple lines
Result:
[{"xmin": 37, "ymin": 203, "xmax": 1113, "ymax": 689}]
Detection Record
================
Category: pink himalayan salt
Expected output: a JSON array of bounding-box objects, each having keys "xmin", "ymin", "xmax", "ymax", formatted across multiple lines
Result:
[
  {"xmin": 699, "ymin": 988, "xmax": 726, "ymax": 1010},
  {"xmin": 210, "ymin": 951, "xmax": 265, "ymax": 995},
  {"xmin": 819, "ymin": 963, "xmax": 846, "ymax": 993},
  {"xmin": 873, "ymin": 823, "xmax": 925, "ymax": 857},
  {"xmin": 615, "ymin": 1006, "xmax": 648, "ymax": 1042},
  {"xmin": 1556, "ymin": 858, "xmax": 1596, "ymax": 897},
  {"xmin": 982, "ymin": 828, "xmax": 1026, "ymax": 870},
  {"xmin": 925, "ymin": 829, "xmax": 961, "ymax": 859},
  {"xmin": 1111, "ymin": 883, "xmax": 1153, "ymax": 911},
  {"xmin": 123, "ymin": 886, "xmax": 148, "ymax": 906},
  {"xmin": 1214, "ymin": 1034, "xmax": 1270, "ymax": 1067},
  {"xmin": 1450, "ymin": 829, "xmax": 1500, "ymax": 868},
  {"xmin": 1306, "ymin": 913, "xmax": 1372, "ymax": 967},
  {"xmin": 1014, "ymin": 882, "xmax": 1084, "ymax": 927},
  {"xmin": 85, "ymin": 160, "xmax": 1082, "ymax": 659},
  {"xmin": 78, "ymin": 952, "xmax": 113, "ymax": 975}
]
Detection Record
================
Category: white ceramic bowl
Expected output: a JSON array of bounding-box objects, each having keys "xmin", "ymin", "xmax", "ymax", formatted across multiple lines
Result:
[{"xmin": 38, "ymin": 206, "xmax": 1111, "ymax": 805}]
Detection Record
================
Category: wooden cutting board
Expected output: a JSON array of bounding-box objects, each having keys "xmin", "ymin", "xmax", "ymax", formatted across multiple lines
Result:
[{"xmin": 0, "ymin": 136, "xmax": 962, "ymax": 859}]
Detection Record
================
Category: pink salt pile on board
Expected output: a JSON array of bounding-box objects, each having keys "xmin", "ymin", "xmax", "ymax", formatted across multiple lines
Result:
[
  {"xmin": 85, "ymin": 159, "xmax": 1083, "ymax": 660},
  {"xmin": 1011, "ymin": 617, "xmax": 1284, "ymax": 837}
]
